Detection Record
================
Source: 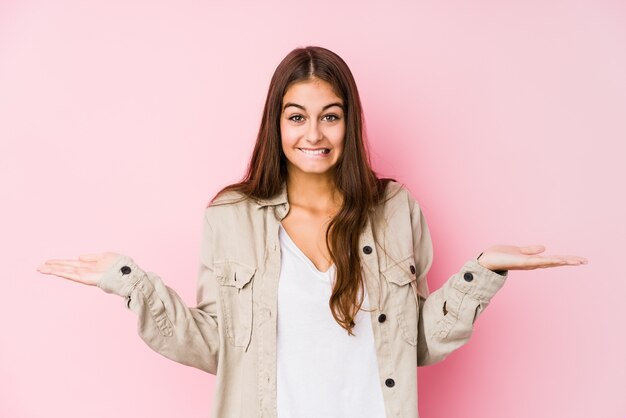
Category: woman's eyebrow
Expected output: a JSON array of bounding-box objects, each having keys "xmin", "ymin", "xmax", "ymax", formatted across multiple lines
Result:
[{"xmin": 282, "ymin": 102, "xmax": 344, "ymax": 112}]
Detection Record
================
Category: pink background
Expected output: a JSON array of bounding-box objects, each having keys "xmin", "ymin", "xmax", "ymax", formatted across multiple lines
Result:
[{"xmin": 1, "ymin": 0, "xmax": 624, "ymax": 417}]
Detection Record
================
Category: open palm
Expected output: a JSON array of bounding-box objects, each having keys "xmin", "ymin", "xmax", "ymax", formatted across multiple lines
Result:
[
  {"xmin": 37, "ymin": 252, "xmax": 123, "ymax": 285},
  {"xmin": 477, "ymin": 245, "xmax": 587, "ymax": 272}
]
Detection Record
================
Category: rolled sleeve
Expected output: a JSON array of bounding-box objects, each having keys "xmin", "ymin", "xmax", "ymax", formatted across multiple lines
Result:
[
  {"xmin": 92, "ymin": 208, "xmax": 221, "ymax": 374},
  {"xmin": 97, "ymin": 254, "xmax": 143, "ymax": 299},
  {"xmin": 451, "ymin": 259, "xmax": 508, "ymax": 303},
  {"xmin": 407, "ymin": 192, "xmax": 509, "ymax": 366}
]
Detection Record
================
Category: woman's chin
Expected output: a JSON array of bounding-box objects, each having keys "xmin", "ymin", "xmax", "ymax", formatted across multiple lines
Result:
[{"xmin": 287, "ymin": 162, "xmax": 337, "ymax": 177}]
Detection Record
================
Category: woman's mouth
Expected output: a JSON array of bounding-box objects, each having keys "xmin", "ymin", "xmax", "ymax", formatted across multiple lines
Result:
[{"xmin": 299, "ymin": 148, "xmax": 330, "ymax": 155}]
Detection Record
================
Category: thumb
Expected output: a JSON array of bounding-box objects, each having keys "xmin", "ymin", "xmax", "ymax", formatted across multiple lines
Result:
[
  {"xmin": 519, "ymin": 245, "xmax": 545, "ymax": 255},
  {"xmin": 78, "ymin": 253, "xmax": 104, "ymax": 262}
]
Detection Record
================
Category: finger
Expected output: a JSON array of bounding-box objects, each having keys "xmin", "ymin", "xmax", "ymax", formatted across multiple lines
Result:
[
  {"xmin": 37, "ymin": 265, "xmax": 90, "ymax": 284},
  {"xmin": 37, "ymin": 264, "xmax": 51, "ymax": 273},
  {"xmin": 544, "ymin": 254, "xmax": 588, "ymax": 264},
  {"xmin": 519, "ymin": 245, "xmax": 546, "ymax": 255},
  {"xmin": 554, "ymin": 255, "xmax": 587, "ymax": 263},
  {"xmin": 519, "ymin": 254, "xmax": 564, "ymax": 268},
  {"xmin": 54, "ymin": 269, "xmax": 81, "ymax": 281},
  {"xmin": 561, "ymin": 256, "xmax": 588, "ymax": 265},
  {"xmin": 533, "ymin": 255, "xmax": 565, "ymax": 265},
  {"xmin": 528, "ymin": 255, "xmax": 586, "ymax": 268},
  {"xmin": 41, "ymin": 259, "xmax": 83, "ymax": 268},
  {"xmin": 49, "ymin": 269, "xmax": 84, "ymax": 284},
  {"xmin": 38, "ymin": 263, "xmax": 76, "ymax": 274}
]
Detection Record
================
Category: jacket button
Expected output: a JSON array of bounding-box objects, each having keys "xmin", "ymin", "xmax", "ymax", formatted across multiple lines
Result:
[
  {"xmin": 378, "ymin": 313, "xmax": 386, "ymax": 323},
  {"xmin": 362, "ymin": 245, "xmax": 372, "ymax": 254},
  {"xmin": 463, "ymin": 272, "xmax": 474, "ymax": 282},
  {"xmin": 121, "ymin": 265, "xmax": 131, "ymax": 275},
  {"xmin": 385, "ymin": 378, "xmax": 395, "ymax": 388},
  {"xmin": 410, "ymin": 265, "xmax": 416, "ymax": 275}
]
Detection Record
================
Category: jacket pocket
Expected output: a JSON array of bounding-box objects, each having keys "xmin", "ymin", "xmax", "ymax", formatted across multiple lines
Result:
[
  {"xmin": 214, "ymin": 260, "xmax": 256, "ymax": 350},
  {"xmin": 381, "ymin": 255, "xmax": 419, "ymax": 346}
]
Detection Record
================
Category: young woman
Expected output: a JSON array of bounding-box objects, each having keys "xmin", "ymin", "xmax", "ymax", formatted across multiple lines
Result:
[{"xmin": 37, "ymin": 46, "xmax": 587, "ymax": 418}]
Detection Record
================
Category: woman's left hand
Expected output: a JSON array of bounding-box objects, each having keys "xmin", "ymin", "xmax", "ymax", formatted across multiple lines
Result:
[{"xmin": 477, "ymin": 245, "xmax": 588, "ymax": 272}]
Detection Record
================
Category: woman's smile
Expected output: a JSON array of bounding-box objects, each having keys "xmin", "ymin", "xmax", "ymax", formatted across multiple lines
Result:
[{"xmin": 298, "ymin": 147, "xmax": 331, "ymax": 156}]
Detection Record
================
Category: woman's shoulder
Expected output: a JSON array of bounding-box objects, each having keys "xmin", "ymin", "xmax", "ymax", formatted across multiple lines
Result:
[
  {"xmin": 375, "ymin": 179, "xmax": 426, "ymax": 222},
  {"xmin": 203, "ymin": 184, "xmax": 287, "ymax": 222},
  {"xmin": 208, "ymin": 188, "xmax": 250, "ymax": 207},
  {"xmin": 382, "ymin": 179, "xmax": 403, "ymax": 198},
  {"xmin": 379, "ymin": 179, "xmax": 416, "ymax": 206},
  {"xmin": 201, "ymin": 188, "xmax": 257, "ymax": 225}
]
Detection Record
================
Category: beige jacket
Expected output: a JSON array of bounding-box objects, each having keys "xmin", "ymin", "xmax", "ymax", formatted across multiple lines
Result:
[{"xmin": 97, "ymin": 180, "xmax": 508, "ymax": 418}]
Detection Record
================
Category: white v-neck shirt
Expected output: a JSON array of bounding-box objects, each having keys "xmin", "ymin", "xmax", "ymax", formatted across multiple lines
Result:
[{"xmin": 276, "ymin": 224, "xmax": 386, "ymax": 418}]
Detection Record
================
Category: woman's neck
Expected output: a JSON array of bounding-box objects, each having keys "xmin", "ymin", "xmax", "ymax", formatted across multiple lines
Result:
[{"xmin": 286, "ymin": 170, "xmax": 343, "ymax": 213}]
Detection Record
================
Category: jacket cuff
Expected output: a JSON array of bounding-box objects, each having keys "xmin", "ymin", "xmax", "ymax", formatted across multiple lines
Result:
[
  {"xmin": 97, "ymin": 255, "xmax": 144, "ymax": 298},
  {"xmin": 451, "ymin": 259, "xmax": 508, "ymax": 303}
]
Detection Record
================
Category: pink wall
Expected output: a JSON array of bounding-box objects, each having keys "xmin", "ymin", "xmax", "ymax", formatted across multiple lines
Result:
[{"xmin": 1, "ymin": 0, "xmax": 624, "ymax": 417}]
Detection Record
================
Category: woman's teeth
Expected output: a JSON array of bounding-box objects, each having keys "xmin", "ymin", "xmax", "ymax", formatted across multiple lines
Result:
[{"xmin": 300, "ymin": 148, "xmax": 330, "ymax": 155}]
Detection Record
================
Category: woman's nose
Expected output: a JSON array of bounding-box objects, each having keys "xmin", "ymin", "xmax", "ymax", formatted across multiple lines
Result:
[{"xmin": 305, "ymin": 120, "xmax": 323, "ymax": 143}]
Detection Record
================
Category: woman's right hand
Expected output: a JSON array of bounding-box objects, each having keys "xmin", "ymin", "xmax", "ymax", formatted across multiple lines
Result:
[{"xmin": 37, "ymin": 252, "xmax": 123, "ymax": 286}]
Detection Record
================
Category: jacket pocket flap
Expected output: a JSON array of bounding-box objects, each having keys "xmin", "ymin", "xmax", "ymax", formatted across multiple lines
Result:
[
  {"xmin": 381, "ymin": 255, "xmax": 416, "ymax": 286},
  {"xmin": 214, "ymin": 261, "xmax": 256, "ymax": 289}
]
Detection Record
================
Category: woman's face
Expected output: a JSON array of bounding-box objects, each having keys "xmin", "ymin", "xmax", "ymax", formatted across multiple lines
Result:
[{"xmin": 280, "ymin": 77, "xmax": 345, "ymax": 178}]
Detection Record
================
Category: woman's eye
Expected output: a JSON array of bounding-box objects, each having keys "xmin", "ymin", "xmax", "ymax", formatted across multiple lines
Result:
[
  {"xmin": 288, "ymin": 114, "xmax": 304, "ymax": 122},
  {"xmin": 323, "ymin": 114, "xmax": 340, "ymax": 122}
]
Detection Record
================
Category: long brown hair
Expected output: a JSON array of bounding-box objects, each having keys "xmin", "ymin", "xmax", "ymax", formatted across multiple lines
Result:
[{"xmin": 211, "ymin": 46, "xmax": 394, "ymax": 335}]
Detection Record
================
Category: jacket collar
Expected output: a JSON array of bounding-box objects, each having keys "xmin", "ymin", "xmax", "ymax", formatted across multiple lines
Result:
[
  {"xmin": 253, "ymin": 181, "xmax": 382, "ymax": 213},
  {"xmin": 253, "ymin": 182, "xmax": 289, "ymax": 208}
]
